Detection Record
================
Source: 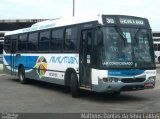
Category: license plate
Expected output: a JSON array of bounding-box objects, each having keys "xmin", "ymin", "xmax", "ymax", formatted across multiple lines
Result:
[{"xmin": 144, "ymin": 83, "xmax": 154, "ymax": 87}]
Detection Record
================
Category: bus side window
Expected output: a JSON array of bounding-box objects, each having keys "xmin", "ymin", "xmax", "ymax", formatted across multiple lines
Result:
[
  {"xmin": 0, "ymin": 42, "xmax": 3, "ymax": 54},
  {"xmin": 28, "ymin": 32, "xmax": 38, "ymax": 51},
  {"xmin": 64, "ymin": 27, "xmax": 78, "ymax": 51},
  {"xmin": 4, "ymin": 36, "xmax": 11, "ymax": 53},
  {"xmin": 154, "ymin": 44, "xmax": 158, "ymax": 51},
  {"xmin": 39, "ymin": 30, "xmax": 50, "ymax": 51},
  {"xmin": 10, "ymin": 35, "xmax": 18, "ymax": 53},
  {"xmin": 51, "ymin": 29, "xmax": 63, "ymax": 51},
  {"xmin": 18, "ymin": 34, "xmax": 27, "ymax": 52},
  {"xmin": 158, "ymin": 44, "xmax": 160, "ymax": 51}
]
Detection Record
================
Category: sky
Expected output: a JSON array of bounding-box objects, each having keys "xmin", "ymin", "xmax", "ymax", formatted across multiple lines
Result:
[{"xmin": 0, "ymin": 0, "xmax": 160, "ymax": 31}]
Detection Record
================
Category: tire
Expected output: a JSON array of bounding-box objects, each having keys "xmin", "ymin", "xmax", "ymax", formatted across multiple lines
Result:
[
  {"xmin": 70, "ymin": 72, "xmax": 80, "ymax": 97},
  {"xmin": 111, "ymin": 91, "xmax": 121, "ymax": 96},
  {"xmin": 18, "ymin": 66, "xmax": 27, "ymax": 84}
]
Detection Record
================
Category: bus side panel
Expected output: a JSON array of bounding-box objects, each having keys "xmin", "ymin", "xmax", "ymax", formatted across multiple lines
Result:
[{"xmin": 16, "ymin": 53, "xmax": 79, "ymax": 85}]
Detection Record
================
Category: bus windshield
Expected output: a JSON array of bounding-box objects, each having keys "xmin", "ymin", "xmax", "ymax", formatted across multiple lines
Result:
[{"xmin": 98, "ymin": 27, "xmax": 155, "ymax": 69}]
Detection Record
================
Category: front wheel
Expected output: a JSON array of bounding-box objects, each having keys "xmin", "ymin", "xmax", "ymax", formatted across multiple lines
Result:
[
  {"xmin": 70, "ymin": 72, "xmax": 80, "ymax": 97},
  {"xmin": 18, "ymin": 66, "xmax": 27, "ymax": 84},
  {"xmin": 111, "ymin": 91, "xmax": 121, "ymax": 96}
]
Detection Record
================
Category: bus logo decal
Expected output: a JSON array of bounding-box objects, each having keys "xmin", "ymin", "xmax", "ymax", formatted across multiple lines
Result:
[
  {"xmin": 49, "ymin": 56, "xmax": 78, "ymax": 64},
  {"xmin": 36, "ymin": 56, "xmax": 48, "ymax": 78}
]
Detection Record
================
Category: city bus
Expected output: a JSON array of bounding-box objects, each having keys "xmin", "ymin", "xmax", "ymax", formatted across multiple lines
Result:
[
  {"xmin": 154, "ymin": 41, "xmax": 160, "ymax": 63},
  {"xmin": 3, "ymin": 15, "xmax": 156, "ymax": 97}
]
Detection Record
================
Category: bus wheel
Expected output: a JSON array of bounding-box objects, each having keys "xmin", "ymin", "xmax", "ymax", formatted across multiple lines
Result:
[
  {"xmin": 112, "ymin": 91, "xmax": 121, "ymax": 96},
  {"xmin": 70, "ymin": 72, "xmax": 80, "ymax": 97},
  {"xmin": 18, "ymin": 66, "xmax": 27, "ymax": 84}
]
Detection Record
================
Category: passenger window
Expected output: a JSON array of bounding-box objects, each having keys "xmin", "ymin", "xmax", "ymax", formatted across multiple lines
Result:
[
  {"xmin": 39, "ymin": 31, "xmax": 50, "ymax": 51},
  {"xmin": 4, "ymin": 36, "xmax": 11, "ymax": 53},
  {"xmin": 158, "ymin": 44, "xmax": 160, "ymax": 51},
  {"xmin": 28, "ymin": 32, "xmax": 38, "ymax": 51},
  {"xmin": 18, "ymin": 34, "xmax": 27, "ymax": 51},
  {"xmin": 64, "ymin": 27, "xmax": 78, "ymax": 51},
  {"xmin": 0, "ymin": 42, "xmax": 3, "ymax": 54},
  {"xmin": 51, "ymin": 29, "xmax": 63, "ymax": 51},
  {"xmin": 154, "ymin": 44, "xmax": 157, "ymax": 51}
]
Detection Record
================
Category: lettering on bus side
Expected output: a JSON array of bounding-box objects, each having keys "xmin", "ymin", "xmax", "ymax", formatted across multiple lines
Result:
[{"xmin": 49, "ymin": 56, "xmax": 78, "ymax": 64}]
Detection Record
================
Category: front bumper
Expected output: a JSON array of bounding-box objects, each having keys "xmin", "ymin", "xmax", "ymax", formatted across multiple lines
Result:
[{"xmin": 92, "ymin": 79, "xmax": 155, "ymax": 93}]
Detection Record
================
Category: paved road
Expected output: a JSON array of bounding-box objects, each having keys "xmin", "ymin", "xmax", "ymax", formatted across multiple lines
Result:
[{"xmin": 0, "ymin": 69, "xmax": 160, "ymax": 113}]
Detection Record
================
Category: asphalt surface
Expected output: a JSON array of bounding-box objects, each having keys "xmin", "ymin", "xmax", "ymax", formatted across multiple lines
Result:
[{"xmin": 0, "ymin": 68, "xmax": 160, "ymax": 113}]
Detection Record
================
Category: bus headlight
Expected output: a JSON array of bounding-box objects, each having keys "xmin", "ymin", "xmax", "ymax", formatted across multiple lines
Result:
[
  {"xmin": 103, "ymin": 78, "xmax": 108, "ymax": 82},
  {"xmin": 147, "ymin": 76, "xmax": 156, "ymax": 82},
  {"xmin": 103, "ymin": 77, "xmax": 119, "ymax": 83}
]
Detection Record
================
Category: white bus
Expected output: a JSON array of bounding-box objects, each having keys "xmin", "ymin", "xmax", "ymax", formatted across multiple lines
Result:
[
  {"xmin": 3, "ymin": 15, "xmax": 156, "ymax": 97},
  {"xmin": 154, "ymin": 41, "xmax": 160, "ymax": 63}
]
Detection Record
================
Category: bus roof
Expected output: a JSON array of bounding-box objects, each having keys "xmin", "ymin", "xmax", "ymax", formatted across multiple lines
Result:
[
  {"xmin": 5, "ymin": 14, "xmax": 149, "ymax": 36},
  {"xmin": 5, "ymin": 15, "xmax": 102, "ymax": 36}
]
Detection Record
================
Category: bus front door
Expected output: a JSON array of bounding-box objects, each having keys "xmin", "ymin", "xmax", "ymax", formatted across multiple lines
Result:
[{"xmin": 80, "ymin": 30, "xmax": 92, "ymax": 89}]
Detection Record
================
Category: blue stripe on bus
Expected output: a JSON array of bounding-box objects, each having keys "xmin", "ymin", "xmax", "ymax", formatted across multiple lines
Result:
[
  {"xmin": 108, "ymin": 70, "xmax": 145, "ymax": 77},
  {"xmin": 4, "ymin": 55, "xmax": 39, "ymax": 69}
]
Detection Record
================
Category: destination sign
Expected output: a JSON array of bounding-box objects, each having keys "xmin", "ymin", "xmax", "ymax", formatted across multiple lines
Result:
[{"xmin": 119, "ymin": 18, "xmax": 145, "ymax": 26}]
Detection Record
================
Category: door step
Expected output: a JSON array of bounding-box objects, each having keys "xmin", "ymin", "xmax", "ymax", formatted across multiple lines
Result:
[{"xmin": 80, "ymin": 87, "xmax": 91, "ymax": 91}]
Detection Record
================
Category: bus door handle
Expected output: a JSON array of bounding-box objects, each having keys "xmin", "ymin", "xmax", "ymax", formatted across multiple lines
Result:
[
  {"xmin": 16, "ymin": 54, "xmax": 21, "ymax": 58},
  {"xmin": 81, "ymin": 59, "xmax": 84, "ymax": 63}
]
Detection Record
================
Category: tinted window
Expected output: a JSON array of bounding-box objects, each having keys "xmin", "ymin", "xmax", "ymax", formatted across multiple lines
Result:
[
  {"xmin": 154, "ymin": 44, "xmax": 157, "ymax": 51},
  {"xmin": 28, "ymin": 32, "xmax": 38, "ymax": 51},
  {"xmin": 158, "ymin": 44, "xmax": 160, "ymax": 51},
  {"xmin": 4, "ymin": 36, "xmax": 11, "ymax": 53},
  {"xmin": 0, "ymin": 42, "xmax": 3, "ymax": 54},
  {"xmin": 51, "ymin": 29, "xmax": 63, "ymax": 51},
  {"xmin": 18, "ymin": 34, "xmax": 27, "ymax": 51},
  {"xmin": 10, "ymin": 35, "xmax": 18, "ymax": 53},
  {"xmin": 64, "ymin": 27, "xmax": 78, "ymax": 51},
  {"xmin": 39, "ymin": 31, "xmax": 50, "ymax": 51}
]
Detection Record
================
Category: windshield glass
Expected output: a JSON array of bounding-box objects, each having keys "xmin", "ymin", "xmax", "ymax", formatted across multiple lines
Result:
[{"xmin": 98, "ymin": 27, "xmax": 155, "ymax": 69}]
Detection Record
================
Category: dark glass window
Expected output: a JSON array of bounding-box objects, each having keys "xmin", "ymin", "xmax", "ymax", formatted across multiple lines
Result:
[
  {"xmin": 4, "ymin": 35, "xmax": 18, "ymax": 53},
  {"xmin": 0, "ymin": 42, "xmax": 3, "ymax": 54},
  {"xmin": 154, "ymin": 44, "xmax": 157, "ymax": 51},
  {"xmin": 39, "ymin": 31, "xmax": 50, "ymax": 51},
  {"xmin": 158, "ymin": 44, "xmax": 160, "ymax": 51},
  {"xmin": 64, "ymin": 27, "xmax": 78, "ymax": 51},
  {"xmin": 28, "ymin": 32, "xmax": 38, "ymax": 51},
  {"xmin": 11, "ymin": 35, "xmax": 18, "ymax": 53},
  {"xmin": 51, "ymin": 29, "xmax": 63, "ymax": 51},
  {"xmin": 18, "ymin": 34, "xmax": 27, "ymax": 51},
  {"xmin": 4, "ymin": 36, "xmax": 11, "ymax": 53}
]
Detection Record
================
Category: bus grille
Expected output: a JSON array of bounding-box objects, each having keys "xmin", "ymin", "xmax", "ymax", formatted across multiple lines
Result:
[{"xmin": 121, "ymin": 78, "xmax": 145, "ymax": 83}]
